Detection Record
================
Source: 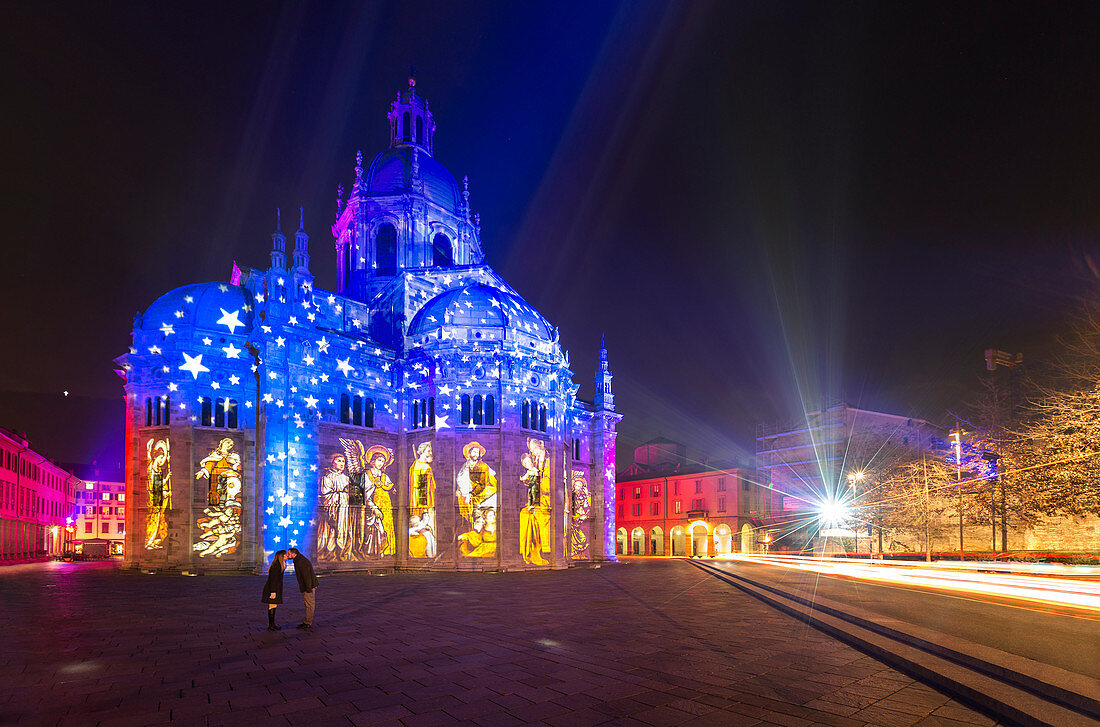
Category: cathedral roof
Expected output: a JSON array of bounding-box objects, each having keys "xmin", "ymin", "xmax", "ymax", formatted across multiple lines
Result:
[
  {"xmin": 138, "ymin": 281, "xmax": 253, "ymax": 335},
  {"xmin": 364, "ymin": 145, "xmax": 460, "ymax": 211},
  {"xmin": 408, "ymin": 283, "xmax": 553, "ymax": 341}
]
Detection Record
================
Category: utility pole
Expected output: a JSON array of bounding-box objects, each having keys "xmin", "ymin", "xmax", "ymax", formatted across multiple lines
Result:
[{"xmin": 951, "ymin": 427, "xmax": 963, "ymax": 557}]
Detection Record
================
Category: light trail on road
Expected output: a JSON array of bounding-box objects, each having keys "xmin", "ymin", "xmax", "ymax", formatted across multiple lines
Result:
[{"xmin": 714, "ymin": 554, "xmax": 1100, "ymax": 614}]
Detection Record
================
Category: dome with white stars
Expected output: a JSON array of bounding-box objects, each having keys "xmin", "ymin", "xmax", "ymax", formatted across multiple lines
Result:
[
  {"xmin": 408, "ymin": 283, "xmax": 553, "ymax": 341},
  {"xmin": 138, "ymin": 282, "xmax": 254, "ymax": 336}
]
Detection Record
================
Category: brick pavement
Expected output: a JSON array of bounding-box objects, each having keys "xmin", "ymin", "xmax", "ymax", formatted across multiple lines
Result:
[{"xmin": 0, "ymin": 559, "xmax": 1001, "ymax": 726}]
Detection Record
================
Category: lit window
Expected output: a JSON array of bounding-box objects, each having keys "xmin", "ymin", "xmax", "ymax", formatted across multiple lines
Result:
[
  {"xmin": 101, "ymin": 493, "xmax": 110, "ymax": 500},
  {"xmin": 118, "ymin": 494, "xmax": 125, "ymax": 502},
  {"xmin": 634, "ymin": 487, "xmax": 641, "ymax": 499},
  {"xmin": 85, "ymin": 483, "xmax": 94, "ymax": 490},
  {"xmin": 674, "ymin": 501, "xmax": 682, "ymax": 514}
]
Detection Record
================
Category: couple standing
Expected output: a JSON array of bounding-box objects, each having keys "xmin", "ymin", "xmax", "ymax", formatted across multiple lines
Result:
[{"xmin": 261, "ymin": 547, "xmax": 319, "ymax": 631}]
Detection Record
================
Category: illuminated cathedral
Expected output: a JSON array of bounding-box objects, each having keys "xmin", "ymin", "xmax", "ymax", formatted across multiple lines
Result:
[{"xmin": 117, "ymin": 78, "xmax": 620, "ymax": 572}]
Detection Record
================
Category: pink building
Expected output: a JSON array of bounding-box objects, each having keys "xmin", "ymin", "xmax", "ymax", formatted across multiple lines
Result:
[{"xmin": 0, "ymin": 428, "xmax": 80, "ymax": 562}]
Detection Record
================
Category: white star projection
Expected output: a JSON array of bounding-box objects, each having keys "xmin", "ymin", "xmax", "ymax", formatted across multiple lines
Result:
[
  {"xmin": 223, "ymin": 343, "xmax": 242, "ymax": 359},
  {"xmin": 178, "ymin": 353, "xmax": 209, "ymax": 379},
  {"xmin": 336, "ymin": 358, "xmax": 354, "ymax": 376},
  {"xmin": 217, "ymin": 308, "xmax": 245, "ymax": 333}
]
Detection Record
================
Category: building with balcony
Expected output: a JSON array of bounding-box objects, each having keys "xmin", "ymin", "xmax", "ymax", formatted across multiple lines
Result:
[{"xmin": 615, "ymin": 439, "xmax": 762, "ymax": 556}]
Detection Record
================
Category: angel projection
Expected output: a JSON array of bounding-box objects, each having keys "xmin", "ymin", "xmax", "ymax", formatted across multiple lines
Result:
[
  {"xmin": 145, "ymin": 438, "xmax": 171, "ymax": 550},
  {"xmin": 320, "ymin": 439, "xmax": 396, "ymax": 561},
  {"xmin": 193, "ymin": 438, "xmax": 242, "ymax": 557},
  {"xmin": 520, "ymin": 437, "xmax": 552, "ymax": 565},
  {"xmin": 569, "ymin": 470, "xmax": 591, "ymax": 560},
  {"xmin": 456, "ymin": 441, "xmax": 497, "ymax": 557},
  {"xmin": 408, "ymin": 441, "xmax": 437, "ymax": 558}
]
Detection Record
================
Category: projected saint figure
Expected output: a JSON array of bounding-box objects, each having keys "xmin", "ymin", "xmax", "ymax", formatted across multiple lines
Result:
[
  {"xmin": 408, "ymin": 442, "xmax": 436, "ymax": 558},
  {"xmin": 520, "ymin": 438, "xmax": 552, "ymax": 565},
  {"xmin": 569, "ymin": 471, "xmax": 591, "ymax": 560},
  {"xmin": 340, "ymin": 439, "xmax": 395, "ymax": 558},
  {"xmin": 193, "ymin": 438, "xmax": 242, "ymax": 557},
  {"xmin": 144, "ymin": 438, "xmax": 171, "ymax": 550},
  {"xmin": 456, "ymin": 441, "xmax": 497, "ymax": 557},
  {"xmin": 317, "ymin": 453, "xmax": 350, "ymax": 561}
]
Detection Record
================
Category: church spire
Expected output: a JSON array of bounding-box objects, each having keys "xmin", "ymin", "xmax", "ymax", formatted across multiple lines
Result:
[
  {"xmin": 595, "ymin": 334, "xmax": 614, "ymax": 411},
  {"xmin": 293, "ymin": 206, "xmax": 310, "ymax": 273},
  {"xmin": 388, "ymin": 73, "xmax": 436, "ymax": 155},
  {"xmin": 270, "ymin": 208, "xmax": 286, "ymax": 270}
]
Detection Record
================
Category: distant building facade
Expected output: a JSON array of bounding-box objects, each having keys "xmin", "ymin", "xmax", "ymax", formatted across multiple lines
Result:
[
  {"xmin": 615, "ymin": 438, "xmax": 764, "ymax": 556},
  {"xmin": 0, "ymin": 428, "xmax": 79, "ymax": 562},
  {"xmin": 756, "ymin": 403, "xmax": 938, "ymax": 551}
]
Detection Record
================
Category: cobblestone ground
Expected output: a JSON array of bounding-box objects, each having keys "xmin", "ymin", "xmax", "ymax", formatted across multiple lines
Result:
[{"xmin": 0, "ymin": 559, "xmax": 998, "ymax": 727}]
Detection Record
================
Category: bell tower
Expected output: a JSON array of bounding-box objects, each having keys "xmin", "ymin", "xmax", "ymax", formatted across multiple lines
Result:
[{"xmin": 388, "ymin": 71, "xmax": 436, "ymax": 156}]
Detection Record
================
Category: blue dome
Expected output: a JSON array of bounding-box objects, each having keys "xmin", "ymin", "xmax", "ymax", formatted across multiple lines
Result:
[
  {"xmin": 139, "ymin": 282, "xmax": 253, "ymax": 336},
  {"xmin": 365, "ymin": 146, "xmax": 460, "ymax": 211},
  {"xmin": 408, "ymin": 284, "xmax": 553, "ymax": 341}
]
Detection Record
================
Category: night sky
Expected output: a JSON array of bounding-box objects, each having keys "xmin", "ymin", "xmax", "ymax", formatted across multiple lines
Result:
[{"xmin": 2, "ymin": 1, "xmax": 1099, "ymax": 469}]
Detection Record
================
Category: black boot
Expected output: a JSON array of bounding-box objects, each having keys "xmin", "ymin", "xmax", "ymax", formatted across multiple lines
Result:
[{"xmin": 267, "ymin": 608, "xmax": 281, "ymax": 631}]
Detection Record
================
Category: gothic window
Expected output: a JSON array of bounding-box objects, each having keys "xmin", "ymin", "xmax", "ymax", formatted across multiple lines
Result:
[
  {"xmin": 214, "ymin": 398, "xmax": 225, "ymax": 428},
  {"xmin": 154, "ymin": 397, "xmax": 162, "ymax": 426},
  {"xmin": 573, "ymin": 438, "xmax": 580, "ymax": 459},
  {"xmin": 164, "ymin": 397, "xmax": 170, "ymax": 426},
  {"xmin": 145, "ymin": 398, "xmax": 152, "ymax": 427},
  {"xmin": 473, "ymin": 395, "xmax": 483, "ymax": 425},
  {"xmin": 416, "ymin": 115, "xmax": 424, "ymax": 143},
  {"xmin": 521, "ymin": 400, "xmax": 529, "ymax": 429},
  {"xmin": 412, "ymin": 401, "xmax": 419, "ymax": 429},
  {"xmin": 428, "ymin": 397, "xmax": 434, "ymax": 427},
  {"xmin": 201, "ymin": 398, "xmax": 212, "ymax": 427},
  {"xmin": 353, "ymin": 396, "xmax": 363, "ymax": 427},
  {"xmin": 539, "ymin": 405, "xmax": 547, "ymax": 432},
  {"xmin": 376, "ymin": 224, "xmax": 397, "ymax": 276},
  {"xmin": 461, "ymin": 394, "xmax": 471, "ymax": 425},
  {"xmin": 340, "ymin": 394, "xmax": 350, "ymax": 424},
  {"xmin": 402, "ymin": 111, "xmax": 411, "ymax": 142},
  {"xmin": 365, "ymin": 398, "xmax": 374, "ymax": 427},
  {"xmin": 432, "ymin": 233, "xmax": 453, "ymax": 267},
  {"xmin": 485, "ymin": 395, "xmax": 495, "ymax": 425}
]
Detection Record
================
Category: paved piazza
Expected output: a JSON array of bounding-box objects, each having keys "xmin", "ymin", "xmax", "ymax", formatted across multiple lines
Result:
[{"xmin": 2, "ymin": 559, "xmax": 997, "ymax": 726}]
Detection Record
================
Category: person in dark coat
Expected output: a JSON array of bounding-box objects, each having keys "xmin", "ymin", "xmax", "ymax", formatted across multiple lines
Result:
[
  {"xmin": 261, "ymin": 550, "xmax": 287, "ymax": 631},
  {"xmin": 287, "ymin": 547, "xmax": 319, "ymax": 629}
]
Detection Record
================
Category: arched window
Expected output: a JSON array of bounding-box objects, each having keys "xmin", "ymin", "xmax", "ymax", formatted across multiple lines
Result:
[
  {"xmin": 473, "ymin": 395, "xmax": 483, "ymax": 425},
  {"xmin": 365, "ymin": 398, "xmax": 374, "ymax": 428},
  {"xmin": 428, "ymin": 397, "xmax": 435, "ymax": 427},
  {"xmin": 432, "ymin": 233, "xmax": 452, "ymax": 267},
  {"xmin": 420, "ymin": 399, "xmax": 428, "ymax": 428},
  {"xmin": 201, "ymin": 398, "xmax": 212, "ymax": 427},
  {"xmin": 340, "ymin": 394, "xmax": 350, "ymax": 424},
  {"xmin": 402, "ymin": 111, "xmax": 411, "ymax": 141},
  {"xmin": 214, "ymin": 398, "xmax": 225, "ymax": 428},
  {"xmin": 461, "ymin": 394, "xmax": 471, "ymax": 425},
  {"xmin": 376, "ymin": 224, "xmax": 397, "ymax": 277},
  {"xmin": 485, "ymin": 395, "xmax": 495, "ymax": 425},
  {"xmin": 540, "ymin": 405, "xmax": 547, "ymax": 432},
  {"xmin": 522, "ymin": 400, "xmax": 529, "ymax": 429},
  {"xmin": 416, "ymin": 115, "xmax": 424, "ymax": 143},
  {"xmin": 353, "ymin": 396, "xmax": 362, "ymax": 427},
  {"xmin": 227, "ymin": 400, "xmax": 238, "ymax": 429},
  {"xmin": 164, "ymin": 397, "xmax": 171, "ymax": 426},
  {"xmin": 145, "ymin": 398, "xmax": 152, "ymax": 427},
  {"xmin": 412, "ymin": 400, "xmax": 419, "ymax": 429}
]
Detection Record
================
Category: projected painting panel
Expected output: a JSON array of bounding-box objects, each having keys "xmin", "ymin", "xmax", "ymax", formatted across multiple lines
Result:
[
  {"xmin": 193, "ymin": 437, "xmax": 242, "ymax": 557},
  {"xmin": 456, "ymin": 440, "xmax": 496, "ymax": 557},
  {"xmin": 145, "ymin": 438, "xmax": 171, "ymax": 550},
  {"xmin": 520, "ymin": 437, "xmax": 552, "ymax": 565},
  {"xmin": 317, "ymin": 439, "xmax": 395, "ymax": 562},
  {"xmin": 409, "ymin": 441, "xmax": 437, "ymax": 558}
]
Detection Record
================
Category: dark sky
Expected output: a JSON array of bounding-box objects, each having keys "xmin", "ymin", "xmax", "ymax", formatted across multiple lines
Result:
[{"xmin": 2, "ymin": 1, "xmax": 1099, "ymax": 467}]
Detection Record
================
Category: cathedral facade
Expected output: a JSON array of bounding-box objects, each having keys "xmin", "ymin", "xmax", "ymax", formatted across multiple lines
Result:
[{"xmin": 117, "ymin": 80, "xmax": 620, "ymax": 572}]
